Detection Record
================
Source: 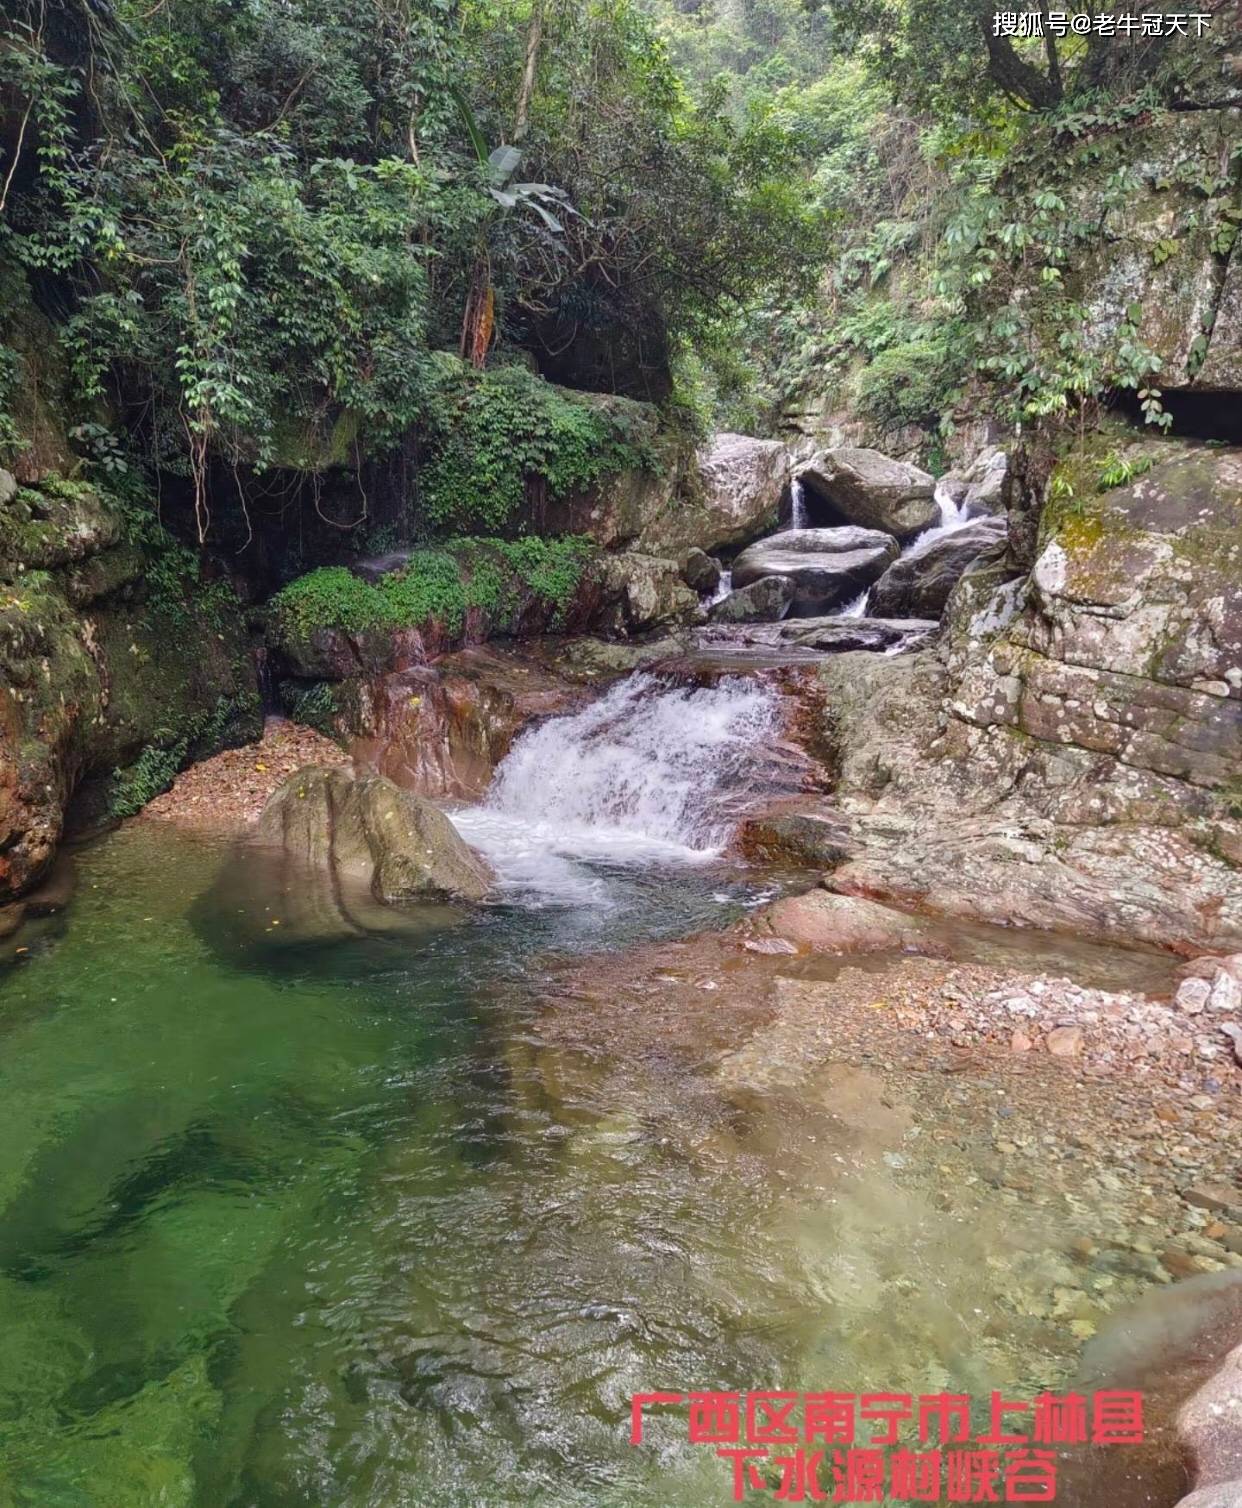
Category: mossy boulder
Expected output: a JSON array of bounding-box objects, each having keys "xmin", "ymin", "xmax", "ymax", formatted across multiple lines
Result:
[
  {"xmin": 256, "ymin": 765, "xmax": 492, "ymax": 903},
  {"xmin": 268, "ymin": 538, "xmax": 603, "ymax": 681},
  {"xmin": 0, "ymin": 478, "xmax": 260, "ymax": 901}
]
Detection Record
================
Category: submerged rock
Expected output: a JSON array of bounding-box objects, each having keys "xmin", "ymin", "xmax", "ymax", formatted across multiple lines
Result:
[
  {"xmin": 798, "ymin": 447, "xmax": 937, "ymax": 540},
  {"xmin": 731, "ymin": 527, "xmax": 898, "ymax": 616},
  {"xmin": 756, "ymin": 889, "xmax": 931, "ymax": 954},
  {"xmin": 257, "ymin": 765, "xmax": 492, "ymax": 904},
  {"xmin": 707, "ymin": 575, "xmax": 795, "ymax": 624},
  {"xmin": 782, "ymin": 616, "xmax": 938, "ymax": 653},
  {"xmin": 1059, "ymin": 1272, "xmax": 1242, "ymax": 1508},
  {"xmin": 868, "ymin": 516, "xmax": 1007, "ymax": 619}
]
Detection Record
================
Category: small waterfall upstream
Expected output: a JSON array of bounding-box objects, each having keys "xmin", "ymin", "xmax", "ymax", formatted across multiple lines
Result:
[
  {"xmin": 830, "ymin": 477, "xmax": 972, "ymax": 619},
  {"xmin": 788, "ymin": 476, "xmax": 809, "ymax": 530},
  {"xmin": 907, "ymin": 477, "xmax": 972, "ymax": 558},
  {"xmin": 452, "ymin": 673, "xmax": 782, "ymax": 903}
]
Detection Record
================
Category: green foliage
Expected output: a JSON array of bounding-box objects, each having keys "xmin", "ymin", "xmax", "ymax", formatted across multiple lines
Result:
[
  {"xmin": 1097, "ymin": 452, "xmax": 1154, "ymax": 491},
  {"xmin": 2, "ymin": 0, "xmax": 818, "ymax": 545},
  {"xmin": 269, "ymin": 566, "xmax": 391, "ymax": 637},
  {"xmin": 281, "ymin": 680, "xmax": 339, "ymax": 734},
  {"xmin": 422, "ymin": 365, "xmax": 655, "ymax": 533},
  {"xmin": 0, "ymin": 343, "xmax": 22, "ymax": 466},
  {"xmin": 377, "ymin": 551, "xmax": 474, "ymax": 631},
  {"xmin": 108, "ymin": 744, "xmax": 186, "ymax": 819},
  {"xmin": 270, "ymin": 534, "xmax": 595, "ymax": 643},
  {"xmin": 107, "ymin": 694, "xmax": 247, "ymax": 818},
  {"xmin": 854, "ymin": 335, "xmax": 966, "ymax": 431}
]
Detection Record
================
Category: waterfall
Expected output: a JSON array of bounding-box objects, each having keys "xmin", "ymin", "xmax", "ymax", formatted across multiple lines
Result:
[
  {"xmin": 452, "ymin": 674, "xmax": 782, "ymax": 900},
  {"xmin": 789, "ymin": 477, "xmax": 808, "ymax": 531},
  {"xmin": 901, "ymin": 479, "xmax": 972, "ymax": 561},
  {"xmin": 836, "ymin": 588, "xmax": 870, "ymax": 618},
  {"xmin": 708, "ymin": 568, "xmax": 733, "ymax": 607}
]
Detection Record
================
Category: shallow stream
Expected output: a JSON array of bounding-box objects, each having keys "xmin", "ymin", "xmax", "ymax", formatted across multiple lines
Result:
[{"xmin": 0, "ymin": 676, "xmax": 1193, "ymax": 1507}]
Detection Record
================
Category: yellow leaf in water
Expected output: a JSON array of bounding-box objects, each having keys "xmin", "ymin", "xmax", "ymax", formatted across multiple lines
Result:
[
  {"xmin": 870, "ymin": 1000, "xmax": 888, "ymax": 1009},
  {"xmin": 255, "ymin": 762, "xmax": 267, "ymax": 772},
  {"xmin": 408, "ymin": 696, "xmax": 422, "ymax": 709}
]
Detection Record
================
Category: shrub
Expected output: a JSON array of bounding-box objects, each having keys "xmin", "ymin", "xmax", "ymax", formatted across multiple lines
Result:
[
  {"xmin": 422, "ymin": 366, "xmax": 656, "ymax": 533},
  {"xmin": 269, "ymin": 535, "xmax": 597, "ymax": 642}
]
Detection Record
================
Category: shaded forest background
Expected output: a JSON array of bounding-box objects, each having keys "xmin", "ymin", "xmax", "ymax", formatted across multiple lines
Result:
[{"xmin": 0, "ymin": 0, "xmax": 1235, "ymax": 548}]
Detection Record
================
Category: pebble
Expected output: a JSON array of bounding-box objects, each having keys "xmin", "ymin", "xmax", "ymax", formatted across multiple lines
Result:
[{"xmin": 1046, "ymin": 1025, "xmax": 1084, "ymax": 1058}]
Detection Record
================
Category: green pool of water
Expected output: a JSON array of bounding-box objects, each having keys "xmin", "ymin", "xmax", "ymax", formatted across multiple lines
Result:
[{"xmin": 0, "ymin": 824, "xmax": 1172, "ymax": 1507}]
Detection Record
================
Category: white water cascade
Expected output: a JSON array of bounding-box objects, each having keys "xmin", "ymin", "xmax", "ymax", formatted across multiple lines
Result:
[
  {"xmin": 903, "ymin": 478, "xmax": 972, "ymax": 560},
  {"xmin": 836, "ymin": 588, "xmax": 870, "ymax": 618},
  {"xmin": 452, "ymin": 674, "xmax": 782, "ymax": 904},
  {"xmin": 788, "ymin": 476, "xmax": 809, "ymax": 531},
  {"xmin": 832, "ymin": 479, "xmax": 974, "ymax": 620}
]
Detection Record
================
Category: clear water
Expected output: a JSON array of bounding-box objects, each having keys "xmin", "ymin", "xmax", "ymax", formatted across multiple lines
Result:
[
  {"xmin": 0, "ymin": 825, "xmax": 782, "ymax": 1507},
  {"xmin": 0, "ymin": 674, "xmax": 1184, "ymax": 1506}
]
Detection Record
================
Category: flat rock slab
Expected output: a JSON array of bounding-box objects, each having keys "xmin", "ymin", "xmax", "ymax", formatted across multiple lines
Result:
[
  {"xmin": 696, "ymin": 616, "xmax": 937, "ymax": 654},
  {"xmin": 732, "ymin": 527, "xmax": 898, "ymax": 616},
  {"xmin": 784, "ymin": 617, "xmax": 938, "ymax": 653}
]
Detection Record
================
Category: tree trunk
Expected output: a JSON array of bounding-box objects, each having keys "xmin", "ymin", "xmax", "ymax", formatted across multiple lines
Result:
[
  {"xmin": 513, "ymin": 1, "xmax": 544, "ymax": 142},
  {"xmin": 979, "ymin": 3, "xmax": 1063, "ymax": 109}
]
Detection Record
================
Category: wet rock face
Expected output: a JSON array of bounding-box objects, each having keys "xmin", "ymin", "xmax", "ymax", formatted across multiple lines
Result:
[
  {"xmin": 798, "ymin": 447, "xmax": 937, "ymax": 540},
  {"xmin": 257, "ymin": 765, "xmax": 492, "ymax": 903},
  {"xmin": 868, "ymin": 516, "xmax": 1007, "ymax": 619},
  {"xmin": 731, "ymin": 527, "xmax": 898, "ymax": 616},
  {"xmin": 0, "ymin": 479, "xmax": 260, "ymax": 902},
  {"xmin": 1067, "ymin": 110, "xmax": 1242, "ymax": 393},
  {"xmin": 347, "ymin": 647, "xmax": 586, "ymax": 800}
]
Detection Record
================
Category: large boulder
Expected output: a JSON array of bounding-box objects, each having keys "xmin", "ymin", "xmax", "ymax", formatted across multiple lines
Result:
[
  {"xmin": 257, "ymin": 765, "xmax": 492, "ymax": 903},
  {"xmin": 868, "ymin": 516, "xmax": 1007, "ymax": 619},
  {"xmin": 678, "ymin": 432, "xmax": 789, "ymax": 555},
  {"xmin": 755, "ymin": 889, "xmax": 932, "ymax": 954},
  {"xmin": 798, "ymin": 448, "xmax": 937, "ymax": 540},
  {"xmin": 595, "ymin": 554, "xmax": 700, "ymax": 635},
  {"xmin": 529, "ymin": 391, "xmax": 682, "ymax": 552},
  {"xmin": 532, "ymin": 418, "xmax": 786, "ymax": 560},
  {"xmin": 681, "ymin": 547, "xmax": 722, "ymax": 596},
  {"xmin": 707, "ymin": 575, "xmax": 795, "ymax": 624},
  {"xmin": 731, "ymin": 527, "xmax": 898, "ymax": 617}
]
